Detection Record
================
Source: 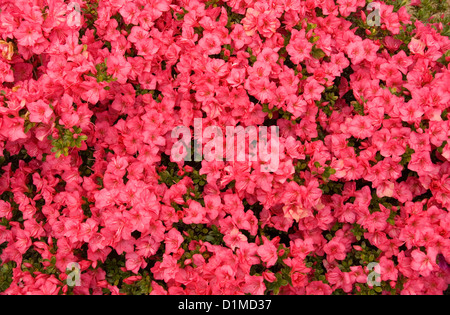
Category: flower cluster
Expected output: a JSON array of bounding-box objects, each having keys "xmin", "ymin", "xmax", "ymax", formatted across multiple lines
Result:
[{"xmin": 0, "ymin": 0, "xmax": 449, "ymax": 295}]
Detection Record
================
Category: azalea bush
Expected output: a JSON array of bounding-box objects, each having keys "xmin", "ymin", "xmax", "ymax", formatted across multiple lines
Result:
[{"xmin": 0, "ymin": 0, "xmax": 450, "ymax": 295}]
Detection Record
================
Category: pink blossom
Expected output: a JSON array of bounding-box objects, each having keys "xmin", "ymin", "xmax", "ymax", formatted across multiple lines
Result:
[
  {"xmin": 223, "ymin": 228, "xmax": 247, "ymax": 250},
  {"xmin": 257, "ymin": 236, "xmax": 278, "ymax": 267},
  {"xmin": 164, "ymin": 228, "xmax": 184, "ymax": 255},
  {"xmin": 286, "ymin": 29, "xmax": 312, "ymax": 64},
  {"xmin": 28, "ymin": 100, "xmax": 53, "ymax": 124}
]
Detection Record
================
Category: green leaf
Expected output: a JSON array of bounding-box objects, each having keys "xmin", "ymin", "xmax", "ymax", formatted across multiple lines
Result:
[{"xmin": 311, "ymin": 47, "xmax": 326, "ymax": 59}]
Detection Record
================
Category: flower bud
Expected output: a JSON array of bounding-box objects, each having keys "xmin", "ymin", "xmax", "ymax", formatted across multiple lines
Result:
[{"xmin": 263, "ymin": 271, "xmax": 277, "ymax": 282}]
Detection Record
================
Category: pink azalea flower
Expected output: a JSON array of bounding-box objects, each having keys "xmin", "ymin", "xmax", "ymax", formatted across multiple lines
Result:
[
  {"xmin": 286, "ymin": 29, "xmax": 312, "ymax": 64},
  {"xmin": 411, "ymin": 249, "xmax": 438, "ymax": 277},
  {"xmin": 257, "ymin": 236, "xmax": 278, "ymax": 267},
  {"xmin": 28, "ymin": 100, "xmax": 53, "ymax": 124}
]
